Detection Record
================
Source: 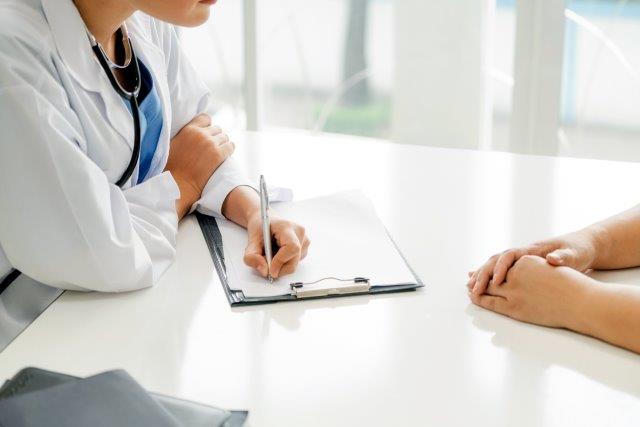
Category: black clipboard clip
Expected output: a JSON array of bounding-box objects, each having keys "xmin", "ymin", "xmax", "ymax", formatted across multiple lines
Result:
[{"xmin": 289, "ymin": 277, "xmax": 370, "ymax": 299}]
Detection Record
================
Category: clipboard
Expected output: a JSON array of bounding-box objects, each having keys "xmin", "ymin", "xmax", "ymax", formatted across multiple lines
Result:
[{"xmin": 196, "ymin": 212, "xmax": 424, "ymax": 306}]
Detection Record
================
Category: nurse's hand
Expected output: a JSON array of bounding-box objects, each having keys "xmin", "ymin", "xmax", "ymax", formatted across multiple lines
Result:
[
  {"xmin": 165, "ymin": 114, "xmax": 235, "ymax": 218},
  {"xmin": 244, "ymin": 213, "xmax": 310, "ymax": 279},
  {"xmin": 467, "ymin": 229, "xmax": 599, "ymax": 295}
]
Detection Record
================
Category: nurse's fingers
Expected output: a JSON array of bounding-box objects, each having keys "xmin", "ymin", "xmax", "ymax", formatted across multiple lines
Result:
[
  {"xmin": 300, "ymin": 235, "xmax": 310, "ymax": 260},
  {"xmin": 217, "ymin": 140, "xmax": 235, "ymax": 158},
  {"xmin": 211, "ymin": 133, "xmax": 230, "ymax": 145},
  {"xmin": 270, "ymin": 229, "xmax": 302, "ymax": 278},
  {"xmin": 207, "ymin": 125, "xmax": 223, "ymax": 136},
  {"xmin": 270, "ymin": 246, "xmax": 301, "ymax": 278},
  {"xmin": 278, "ymin": 257, "xmax": 301, "ymax": 277},
  {"xmin": 244, "ymin": 240, "xmax": 268, "ymax": 277},
  {"xmin": 191, "ymin": 113, "xmax": 211, "ymax": 127}
]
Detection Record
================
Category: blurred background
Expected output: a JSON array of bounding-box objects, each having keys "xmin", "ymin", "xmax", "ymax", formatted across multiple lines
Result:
[{"xmin": 179, "ymin": 0, "xmax": 640, "ymax": 162}]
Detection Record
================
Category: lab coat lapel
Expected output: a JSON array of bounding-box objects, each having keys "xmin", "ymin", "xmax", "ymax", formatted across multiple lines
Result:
[{"xmin": 41, "ymin": 0, "xmax": 136, "ymax": 150}]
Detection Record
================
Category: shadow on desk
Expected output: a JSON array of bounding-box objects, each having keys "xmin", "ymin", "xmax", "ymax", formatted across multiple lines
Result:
[
  {"xmin": 466, "ymin": 302, "xmax": 640, "ymax": 400},
  {"xmin": 230, "ymin": 290, "xmax": 418, "ymax": 332}
]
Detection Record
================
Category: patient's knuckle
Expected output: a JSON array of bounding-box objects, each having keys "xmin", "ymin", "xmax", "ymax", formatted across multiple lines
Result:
[
  {"xmin": 182, "ymin": 125, "xmax": 199, "ymax": 139},
  {"xmin": 506, "ymin": 265, "xmax": 519, "ymax": 281},
  {"xmin": 207, "ymin": 142, "xmax": 221, "ymax": 155},
  {"xmin": 505, "ymin": 248, "xmax": 519, "ymax": 259},
  {"xmin": 512, "ymin": 257, "xmax": 529, "ymax": 271}
]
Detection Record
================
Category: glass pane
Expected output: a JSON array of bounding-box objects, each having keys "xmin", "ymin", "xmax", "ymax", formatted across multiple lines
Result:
[
  {"xmin": 560, "ymin": 0, "xmax": 640, "ymax": 160},
  {"xmin": 179, "ymin": 1, "xmax": 244, "ymax": 129},
  {"xmin": 492, "ymin": 0, "xmax": 517, "ymax": 151},
  {"xmin": 259, "ymin": 0, "xmax": 393, "ymax": 138}
]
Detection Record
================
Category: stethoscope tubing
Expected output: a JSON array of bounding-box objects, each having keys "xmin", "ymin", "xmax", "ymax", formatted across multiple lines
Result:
[{"xmin": 91, "ymin": 39, "xmax": 142, "ymax": 188}]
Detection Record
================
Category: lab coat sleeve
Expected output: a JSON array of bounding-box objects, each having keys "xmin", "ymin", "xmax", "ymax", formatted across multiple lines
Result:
[
  {"xmin": 0, "ymin": 40, "xmax": 179, "ymax": 292},
  {"xmin": 160, "ymin": 22, "xmax": 252, "ymax": 218}
]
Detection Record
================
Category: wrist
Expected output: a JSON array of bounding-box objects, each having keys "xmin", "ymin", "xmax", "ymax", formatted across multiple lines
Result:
[
  {"xmin": 564, "ymin": 275, "xmax": 599, "ymax": 334},
  {"xmin": 584, "ymin": 224, "xmax": 611, "ymax": 269},
  {"xmin": 222, "ymin": 186, "xmax": 261, "ymax": 227},
  {"xmin": 171, "ymin": 173, "xmax": 200, "ymax": 219}
]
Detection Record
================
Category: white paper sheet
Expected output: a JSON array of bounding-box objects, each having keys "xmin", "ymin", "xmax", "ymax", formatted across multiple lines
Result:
[{"xmin": 217, "ymin": 190, "xmax": 417, "ymax": 298}]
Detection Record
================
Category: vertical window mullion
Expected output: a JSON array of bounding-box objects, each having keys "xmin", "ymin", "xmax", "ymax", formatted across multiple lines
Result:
[
  {"xmin": 243, "ymin": 0, "xmax": 261, "ymax": 131},
  {"xmin": 510, "ymin": 0, "xmax": 566, "ymax": 155}
]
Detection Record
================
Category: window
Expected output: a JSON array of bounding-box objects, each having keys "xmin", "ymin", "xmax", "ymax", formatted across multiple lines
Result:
[
  {"xmin": 179, "ymin": 0, "xmax": 640, "ymax": 162},
  {"xmin": 560, "ymin": 0, "xmax": 640, "ymax": 161},
  {"xmin": 258, "ymin": 0, "xmax": 393, "ymax": 138}
]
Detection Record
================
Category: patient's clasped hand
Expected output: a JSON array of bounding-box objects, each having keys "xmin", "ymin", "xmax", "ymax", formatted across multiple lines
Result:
[{"xmin": 468, "ymin": 206, "xmax": 640, "ymax": 354}]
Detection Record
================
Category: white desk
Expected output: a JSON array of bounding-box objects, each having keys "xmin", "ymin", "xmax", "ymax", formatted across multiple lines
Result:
[{"xmin": 1, "ymin": 131, "xmax": 640, "ymax": 426}]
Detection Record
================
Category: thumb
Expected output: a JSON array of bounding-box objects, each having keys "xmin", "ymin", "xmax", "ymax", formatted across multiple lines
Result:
[
  {"xmin": 243, "ymin": 238, "xmax": 268, "ymax": 277},
  {"xmin": 546, "ymin": 248, "xmax": 579, "ymax": 268}
]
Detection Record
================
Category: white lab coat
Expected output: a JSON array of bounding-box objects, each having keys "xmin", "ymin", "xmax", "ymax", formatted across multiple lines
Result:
[{"xmin": 0, "ymin": 0, "xmax": 248, "ymax": 292}]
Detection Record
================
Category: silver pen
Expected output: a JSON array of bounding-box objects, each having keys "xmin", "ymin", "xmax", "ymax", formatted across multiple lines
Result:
[{"xmin": 259, "ymin": 175, "xmax": 274, "ymax": 283}]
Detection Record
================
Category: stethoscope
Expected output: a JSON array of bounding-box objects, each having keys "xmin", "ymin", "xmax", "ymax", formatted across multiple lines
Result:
[
  {"xmin": 0, "ymin": 26, "xmax": 144, "ymax": 296},
  {"xmin": 87, "ymin": 24, "xmax": 142, "ymax": 188}
]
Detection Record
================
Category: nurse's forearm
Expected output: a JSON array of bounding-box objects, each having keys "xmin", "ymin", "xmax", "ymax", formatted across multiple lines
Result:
[{"xmin": 222, "ymin": 186, "xmax": 260, "ymax": 228}]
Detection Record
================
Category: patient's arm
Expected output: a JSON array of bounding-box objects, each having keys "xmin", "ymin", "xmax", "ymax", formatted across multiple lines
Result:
[
  {"xmin": 469, "ymin": 255, "xmax": 640, "ymax": 354},
  {"xmin": 574, "ymin": 280, "xmax": 640, "ymax": 354},
  {"xmin": 588, "ymin": 205, "xmax": 640, "ymax": 270}
]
